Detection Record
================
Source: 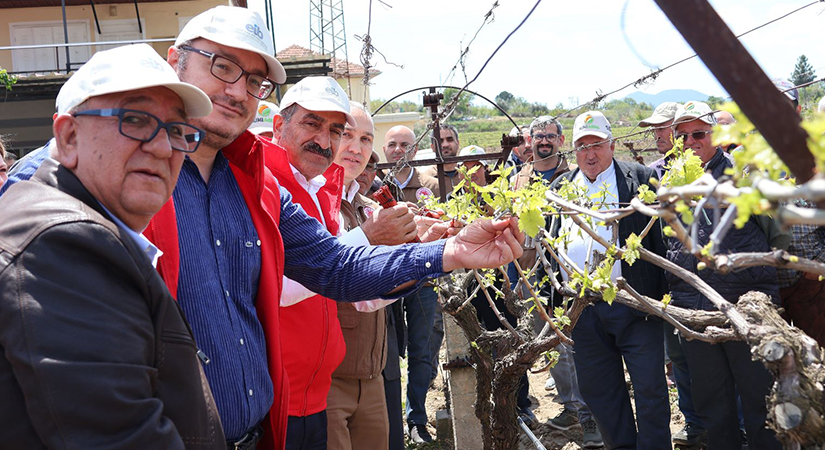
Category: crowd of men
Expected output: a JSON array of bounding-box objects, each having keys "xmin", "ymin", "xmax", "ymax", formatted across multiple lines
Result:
[{"xmin": 0, "ymin": 5, "xmax": 823, "ymax": 450}]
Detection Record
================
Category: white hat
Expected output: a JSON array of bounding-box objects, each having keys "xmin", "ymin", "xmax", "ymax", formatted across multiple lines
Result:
[
  {"xmin": 56, "ymin": 44, "xmax": 211, "ymax": 117},
  {"xmin": 177, "ymin": 5, "xmax": 286, "ymax": 84},
  {"xmin": 673, "ymin": 101, "xmax": 717, "ymax": 126},
  {"xmin": 573, "ymin": 111, "xmax": 612, "ymax": 142},
  {"xmin": 459, "ymin": 145, "xmax": 489, "ymax": 166},
  {"xmin": 279, "ymin": 76, "xmax": 356, "ymax": 127},
  {"xmin": 639, "ymin": 102, "xmax": 680, "ymax": 127},
  {"xmin": 248, "ymin": 100, "xmax": 280, "ymax": 134}
]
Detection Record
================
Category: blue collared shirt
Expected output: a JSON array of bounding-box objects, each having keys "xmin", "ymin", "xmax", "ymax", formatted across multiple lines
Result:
[
  {"xmin": 7, "ymin": 143, "xmax": 448, "ymax": 439},
  {"xmin": 0, "ymin": 139, "xmax": 53, "ymax": 197},
  {"xmin": 99, "ymin": 204, "xmax": 163, "ymax": 268},
  {"xmin": 172, "ymin": 154, "xmax": 270, "ymax": 440}
]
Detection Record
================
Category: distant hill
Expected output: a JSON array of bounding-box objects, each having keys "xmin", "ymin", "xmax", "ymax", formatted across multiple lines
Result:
[{"xmin": 623, "ymin": 89, "xmax": 710, "ymax": 106}]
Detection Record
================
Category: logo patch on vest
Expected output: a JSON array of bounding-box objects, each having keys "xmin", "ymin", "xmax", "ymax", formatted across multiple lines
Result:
[
  {"xmin": 416, "ymin": 187, "xmax": 434, "ymax": 203},
  {"xmin": 363, "ymin": 206, "xmax": 375, "ymax": 218}
]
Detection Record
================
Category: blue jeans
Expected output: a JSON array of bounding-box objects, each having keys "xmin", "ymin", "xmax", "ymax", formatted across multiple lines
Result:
[
  {"xmin": 404, "ymin": 286, "xmax": 438, "ymax": 425},
  {"xmin": 548, "ymin": 342, "xmax": 592, "ymax": 423},
  {"xmin": 663, "ymin": 323, "xmax": 704, "ymax": 428}
]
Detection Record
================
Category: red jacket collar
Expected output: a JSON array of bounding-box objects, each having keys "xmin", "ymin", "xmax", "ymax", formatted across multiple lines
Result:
[{"xmin": 262, "ymin": 139, "xmax": 344, "ymax": 235}]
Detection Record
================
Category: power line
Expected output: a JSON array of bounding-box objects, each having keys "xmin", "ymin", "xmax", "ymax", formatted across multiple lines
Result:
[
  {"xmin": 558, "ymin": 0, "xmax": 823, "ymax": 118},
  {"xmin": 381, "ymin": 0, "xmax": 543, "ymax": 182}
]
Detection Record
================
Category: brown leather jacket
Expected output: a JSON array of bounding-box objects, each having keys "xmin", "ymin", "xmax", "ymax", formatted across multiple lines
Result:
[
  {"xmin": 0, "ymin": 159, "xmax": 224, "ymax": 449},
  {"xmin": 334, "ymin": 191, "xmax": 388, "ymax": 379}
]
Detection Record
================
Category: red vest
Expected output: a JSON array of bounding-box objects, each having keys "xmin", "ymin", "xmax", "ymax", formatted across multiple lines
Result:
[
  {"xmin": 263, "ymin": 140, "xmax": 348, "ymax": 417},
  {"xmin": 145, "ymin": 131, "xmax": 289, "ymax": 450}
]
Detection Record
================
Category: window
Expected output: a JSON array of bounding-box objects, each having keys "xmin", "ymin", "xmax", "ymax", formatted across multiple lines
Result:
[{"xmin": 11, "ymin": 21, "xmax": 90, "ymax": 74}]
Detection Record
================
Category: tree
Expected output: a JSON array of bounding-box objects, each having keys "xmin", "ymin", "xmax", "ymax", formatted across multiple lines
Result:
[
  {"xmin": 443, "ymin": 88, "xmax": 475, "ymax": 118},
  {"xmin": 0, "ymin": 66, "xmax": 16, "ymax": 91},
  {"xmin": 424, "ymin": 105, "xmax": 825, "ymax": 449},
  {"xmin": 790, "ymin": 55, "xmax": 816, "ymax": 86},
  {"xmin": 495, "ymin": 91, "xmax": 515, "ymax": 112}
]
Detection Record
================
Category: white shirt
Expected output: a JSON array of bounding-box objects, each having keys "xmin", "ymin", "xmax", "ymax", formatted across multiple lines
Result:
[
  {"xmin": 281, "ymin": 176, "xmax": 394, "ymax": 312},
  {"xmin": 559, "ymin": 163, "xmax": 622, "ymax": 283},
  {"xmin": 99, "ymin": 204, "xmax": 163, "ymax": 268}
]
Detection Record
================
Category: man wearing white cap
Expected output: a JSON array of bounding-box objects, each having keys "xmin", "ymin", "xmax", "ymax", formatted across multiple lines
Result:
[
  {"xmin": 638, "ymin": 102, "xmax": 680, "ymax": 178},
  {"xmin": 249, "ymin": 100, "xmax": 280, "ymax": 138},
  {"xmin": 544, "ymin": 111, "xmax": 670, "ymax": 449},
  {"xmin": 327, "ymin": 102, "xmax": 426, "ymax": 450},
  {"xmin": 458, "ymin": 145, "xmax": 489, "ymax": 187},
  {"xmin": 267, "ymin": 77, "xmax": 418, "ymax": 449},
  {"xmin": 142, "ymin": 7, "xmax": 524, "ymax": 450},
  {"xmin": 667, "ymin": 102, "xmax": 785, "ymax": 450},
  {"xmin": 0, "ymin": 44, "xmax": 221, "ymax": 448}
]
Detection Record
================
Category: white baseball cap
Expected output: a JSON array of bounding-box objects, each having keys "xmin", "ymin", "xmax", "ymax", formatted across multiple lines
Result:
[
  {"xmin": 176, "ymin": 5, "xmax": 286, "ymax": 84},
  {"xmin": 56, "ymin": 44, "xmax": 212, "ymax": 117},
  {"xmin": 248, "ymin": 100, "xmax": 280, "ymax": 134},
  {"xmin": 673, "ymin": 101, "xmax": 717, "ymax": 126},
  {"xmin": 459, "ymin": 145, "xmax": 489, "ymax": 167},
  {"xmin": 279, "ymin": 76, "xmax": 356, "ymax": 127},
  {"xmin": 573, "ymin": 111, "xmax": 612, "ymax": 143},
  {"xmin": 639, "ymin": 102, "xmax": 680, "ymax": 127}
]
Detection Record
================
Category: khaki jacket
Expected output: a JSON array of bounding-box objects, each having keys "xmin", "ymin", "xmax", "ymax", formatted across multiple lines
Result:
[{"xmin": 333, "ymin": 192, "xmax": 388, "ymax": 379}]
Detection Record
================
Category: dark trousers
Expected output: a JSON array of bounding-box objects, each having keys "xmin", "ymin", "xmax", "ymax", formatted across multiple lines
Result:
[
  {"xmin": 681, "ymin": 339, "xmax": 781, "ymax": 450},
  {"xmin": 572, "ymin": 303, "xmax": 670, "ymax": 450},
  {"xmin": 383, "ymin": 376, "xmax": 404, "ymax": 450},
  {"xmin": 285, "ymin": 410, "xmax": 327, "ymax": 450},
  {"xmin": 664, "ymin": 322, "xmax": 704, "ymax": 428}
]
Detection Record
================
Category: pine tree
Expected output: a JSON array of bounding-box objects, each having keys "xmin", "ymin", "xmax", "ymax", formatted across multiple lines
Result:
[{"xmin": 790, "ymin": 55, "xmax": 816, "ymax": 86}]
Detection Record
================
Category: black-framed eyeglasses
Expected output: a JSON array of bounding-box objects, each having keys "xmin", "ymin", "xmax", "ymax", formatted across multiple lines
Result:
[
  {"xmin": 72, "ymin": 108, "xmax": 205, "ymax": 153},
  {"xmin": 675, "ymin": 130, "xmax": 712, "ymax": 142},
  {"xmin": 180, "ymin": 45, "xmax": 275, "ymax": 100},
  {"xmin": 532, "ymin": 133, "xmax": 559, "ymax": 142},
  {"xmin": 364, "ymin": 162, "xmax": 377, "ymax": 171}
]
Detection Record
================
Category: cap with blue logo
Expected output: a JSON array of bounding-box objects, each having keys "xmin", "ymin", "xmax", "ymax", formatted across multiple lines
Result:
[
  {"xmin": 279, "ymin": 76, "xmax": 356, "ymax": 127},
  {"xmin": 56, "ymin": 43, "xmax": 211, "ymax": 117},
  {"xmin": 177, "ymin": 5, "xmax": 286, "ymax": 84}
]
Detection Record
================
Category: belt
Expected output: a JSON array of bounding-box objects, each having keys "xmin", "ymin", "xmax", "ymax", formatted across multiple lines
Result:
[{"xmin": 227, "ymin": 424, "xmax": 264, "ymax": 450}]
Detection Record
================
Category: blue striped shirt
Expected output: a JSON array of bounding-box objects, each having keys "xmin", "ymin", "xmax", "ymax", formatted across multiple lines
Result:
[
  {"xmin": 173, "ymin": 155, "xmax": 270, "ymax": 440},
  {"xmin": 4, "ymin": 144, "xmax": 448, "ymax": 440},
  {"xmin": 0, "ymin": 140, "xmax": 52, "ymax": 197}
]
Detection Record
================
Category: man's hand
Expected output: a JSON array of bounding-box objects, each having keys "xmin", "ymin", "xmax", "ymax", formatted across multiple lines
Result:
[
  {"xmin": 414, "ymin": 216, "xmax": 463, "ymax": 242},
  {"xmin": 442, "ymin": 217, "xmax": 525, "ymax": 272},
  {"xmin": 361, "ymin": 204, "xmax": 417, "ymax": 245}
]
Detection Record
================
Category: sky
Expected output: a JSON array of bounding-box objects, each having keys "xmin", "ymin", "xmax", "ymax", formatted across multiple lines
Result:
[{"xmin": 248, "ymin": 0, "xmax": 825, "ymax": 109}]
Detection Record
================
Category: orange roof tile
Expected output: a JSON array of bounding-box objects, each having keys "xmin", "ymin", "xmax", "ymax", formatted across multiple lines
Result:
[{"xmin": 276, "ymin": 45, "xmax": 380, "ymax": 78}]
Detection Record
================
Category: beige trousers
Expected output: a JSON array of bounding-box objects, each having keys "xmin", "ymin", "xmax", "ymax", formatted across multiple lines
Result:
[{"xmin": 326, "ymin": 377, "xmax": 389, "ymax": 450}]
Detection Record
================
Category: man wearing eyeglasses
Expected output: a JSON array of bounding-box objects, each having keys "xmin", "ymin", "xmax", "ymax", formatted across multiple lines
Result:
[
  {"xmin": 543, "ymin": 110, "xmax": 669, "ymax": 449},
  {"xmin": 0, "ymin": 44, "xmax": 223, "ymax": 448},
  {"xmin": 512, "ymin": 116, "xmax": 570, "ymax": 190},
  {"xmin": 667, "ymin": 101, "xmax": 786, "ymax": 450}
]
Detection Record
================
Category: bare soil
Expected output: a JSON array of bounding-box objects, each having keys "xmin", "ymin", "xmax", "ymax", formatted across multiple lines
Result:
[{"xmin": 402, "ymin": 346, "xmax": 707, "ymax": 450}]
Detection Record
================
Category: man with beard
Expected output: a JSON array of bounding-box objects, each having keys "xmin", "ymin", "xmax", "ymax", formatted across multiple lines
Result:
[
  {"xmin": 639, "ymin": 102, "xmax": 679, "ymax": 178},
  {"xmin": 512, "ymin": 116, "xmax": 570, "ymax": 189},
  {"xmin": 511, "ymin": 116, "xmax": 600, "ymax": 446},
  {"xmin": 2, "ymin": 8, "xmax": 528, "ymax": 449},
  {"xmin": 420, "ymin": 124, "xmax": 461, "ymax": 197}
]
